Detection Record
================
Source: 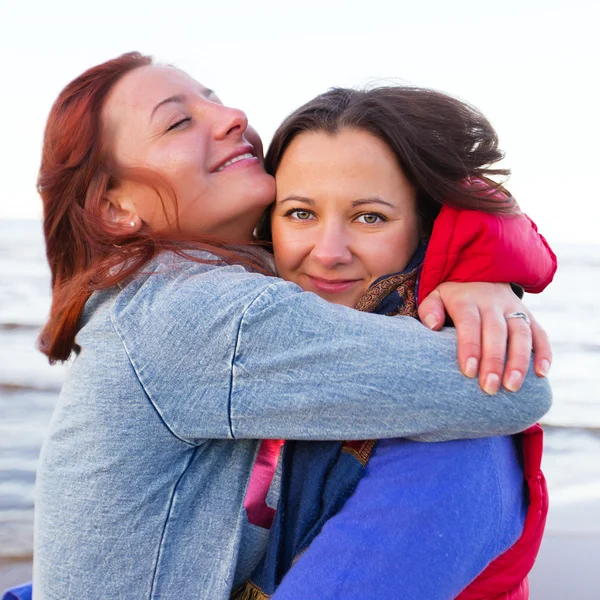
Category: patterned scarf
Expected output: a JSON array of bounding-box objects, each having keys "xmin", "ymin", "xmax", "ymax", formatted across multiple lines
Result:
[{"xmin": 232, "ymin": 247, "xmax": 424, "ymax": 600}]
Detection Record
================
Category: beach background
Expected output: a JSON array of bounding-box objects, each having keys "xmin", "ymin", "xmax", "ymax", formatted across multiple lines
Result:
[
  {"xmin": 1, "ymin": 219, "xmax": 599, "ymax": 597},
  {"xmin": 1, "ymin": 0, "xmax": 599, "ymax": 596}
]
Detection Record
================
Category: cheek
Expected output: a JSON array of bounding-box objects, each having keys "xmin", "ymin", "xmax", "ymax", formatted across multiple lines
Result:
[
  {"xmin": 271, "ymin": 224, "xmax": 292, "ymax": 276},
  {"xmin": 271, "ymin": 221, "xmax": 307, "ymax": 279},
  {"xmin": 167, "ymin": 161, "xmax": 208, "ymax": 204},
  {"xmin": 388, "ymin": 226, "xmax": 420, "ymax": 269},
  {"xmin": 364, "ymin": 226, "xmax": 420, "ymax": 277},
  {"xmin": 151, "ymin": 140, "xmax": 209, "ymax": 195}
]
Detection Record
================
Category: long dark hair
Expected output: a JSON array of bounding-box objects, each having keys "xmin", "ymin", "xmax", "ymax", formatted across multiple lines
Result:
[
  {"xmin": 39, "ymin": 52, "xmax": 272, "ymax": 363},
  {"xmin": 259, "ymin": 86, "xmax": 516, "ymax": 239}
]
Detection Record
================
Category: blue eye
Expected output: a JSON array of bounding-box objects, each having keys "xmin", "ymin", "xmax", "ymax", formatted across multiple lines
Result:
[
  {"xmin": 356, "ymin": 213, "xmax": 385, "ymax": 224},
  {"xmin": 166, "ymin": 117, "xmax": 191, "ymax": 132}
]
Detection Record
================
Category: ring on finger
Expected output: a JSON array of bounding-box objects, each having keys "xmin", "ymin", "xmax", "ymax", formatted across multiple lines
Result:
[{"xmin": 505, "ymin": 311, "xmax": 531, "ymax": 326}]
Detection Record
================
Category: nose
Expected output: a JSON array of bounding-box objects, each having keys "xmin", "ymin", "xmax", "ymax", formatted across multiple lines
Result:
[
  {"xmin": 311, "ymin": 223, "xmax": 353, "ymax": 269},
  {"xmin": 212, "ymin": 105, "xmax": 249, "ymax": 140}
]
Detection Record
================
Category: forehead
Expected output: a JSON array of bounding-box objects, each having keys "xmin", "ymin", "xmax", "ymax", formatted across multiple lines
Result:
[
  {"xmin": 278, "ymin": 130, "xmax": 403, "ymax": 188},
  {"xmin": 275, "ymin": 129, "xmax": 416, "ymax": 208},
  {"xmin": 102, "ymin": 65, "xmax": 208, "ymax": 129},
  {"xmin": 282, "ymin": 130, "xmax": 397, "ymax": 173}
]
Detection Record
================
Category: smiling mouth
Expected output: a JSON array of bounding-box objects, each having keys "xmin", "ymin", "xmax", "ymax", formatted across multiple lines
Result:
[
  {"xmin": 215, "ymin": 152, "xmax": 255, "ymax": 172},
  {"xmin": 306, "ymin": 275, "xmax": 361, "ymax": 294}
]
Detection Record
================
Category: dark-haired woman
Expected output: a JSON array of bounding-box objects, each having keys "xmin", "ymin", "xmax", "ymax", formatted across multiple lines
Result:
[
  {"xmin": 15, "ymin": 54, "xmax": 553, "ymax": 600},
  {"xmin": 237, "ymin": 88, "xmax": 552, "ymax": 600}
]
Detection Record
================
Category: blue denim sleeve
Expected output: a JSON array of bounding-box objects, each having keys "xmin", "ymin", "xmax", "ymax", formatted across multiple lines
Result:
[{"xmin": 111, "ymin": 261, "xmax": 551, "ymax": 443}]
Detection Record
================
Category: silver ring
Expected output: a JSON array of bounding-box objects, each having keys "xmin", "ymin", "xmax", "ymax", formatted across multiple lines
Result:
[{"xmin": 505, "ymin": 311, "xmax": 531, "ymax": 326}]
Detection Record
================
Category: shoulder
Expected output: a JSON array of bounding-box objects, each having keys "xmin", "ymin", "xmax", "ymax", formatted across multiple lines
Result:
[
  {"xmin": 98, "ymin": 253, "xmax": 295, "ymax": 440},
  {"xmin": 374, "ymin": 436, "xmax": 522, "ymax": 487},
  {"xmin": 111, "ymin": 252, "xmax": 286, "ymax": 330},
  {"xmin": 370, "ymin": 436, "xmax": 512, "ymax": 482},
  {"xmin": 365, "ymin": 436, "xmax": 525, "ymax": 553},
  {"xmin": 365, "ymin": 436, "xmax": 523, "ymax": 526},
  {"xmin": 419, "ymin": 205, "xmax": 557, "ymax": 300}
]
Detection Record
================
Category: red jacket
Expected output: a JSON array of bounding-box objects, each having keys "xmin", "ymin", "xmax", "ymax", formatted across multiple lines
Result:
[
  {"xmin": 418, "ymin": 205, "xmax": 557, "ymax": 304},
  {"xmin": 456, "ymin": 424, "xmax": 548, "ymax": 599},
  {"xmin": 419, "ymin": 205, "xmax": 554, "ymax": 600}
]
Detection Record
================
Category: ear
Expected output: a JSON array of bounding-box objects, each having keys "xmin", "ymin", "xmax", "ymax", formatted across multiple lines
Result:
[{"xmin": 100, "ymin": 187, "xmax": 142, "ymax": 234}]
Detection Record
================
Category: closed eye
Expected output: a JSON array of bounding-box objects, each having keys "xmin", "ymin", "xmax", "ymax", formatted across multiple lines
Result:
[{"xmin": 166, "ymin": 117, "xmax": 191, "ymax": 132}]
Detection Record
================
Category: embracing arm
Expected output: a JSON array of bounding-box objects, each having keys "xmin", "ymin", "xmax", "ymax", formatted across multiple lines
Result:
[
  {"xmin": 112, "ymin": 263, "xmax": 551, "ymax": 443},
  {"xmin": 418, "ymin": 206, "xmax": 557, "ymax": 392},
  {"xmin": 418, "ymin": 205, "xmax": 557, "ymax": 304},
  {"xmin": 228, "ymin": 280, "xmax": 550, "ymax": 441}
]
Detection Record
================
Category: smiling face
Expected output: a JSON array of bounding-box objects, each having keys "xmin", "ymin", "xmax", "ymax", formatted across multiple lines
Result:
[
  {"xmin": 101, "ymin": 64, "xmax": 276, "ymax": 241},
  {"xmin": 271, "ymin": 129, "xmax": 421, "ymax": 307}
]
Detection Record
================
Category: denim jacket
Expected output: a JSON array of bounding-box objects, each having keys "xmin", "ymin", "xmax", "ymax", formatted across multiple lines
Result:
[{"xmin": 33, "ymin": 251, "xmax": 551, "ymax": 599}]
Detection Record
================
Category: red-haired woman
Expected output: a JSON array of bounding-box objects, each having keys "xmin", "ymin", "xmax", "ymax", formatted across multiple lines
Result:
[{"xmin": 14, "ymin": 53, "xmax": 551, "ymax": 599}]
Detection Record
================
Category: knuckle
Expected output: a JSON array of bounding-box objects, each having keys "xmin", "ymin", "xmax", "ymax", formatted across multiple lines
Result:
[
  {"xmin": 509, "ymin": 322, "xmax": 533, "ymax": 336},
  {"xmin": 453, "ymin": 306, "xmax": 479, "ymax": 322},
  {"xmin": 486, "ymin": 354, "xmax": 506, "ymax": 369},
  {"xmin": 507, "ymin": 316, "xmax": 531, "ymax": 329},
  {"xmin": 486, "ymin": 325, "xmax": 508, "ymax": 339},
  {"xmin": 533, "ymin": 329, "xmax": 550, "ymax": 345},
  {"xmin": 455, "ymin": 325, "xmax": 481, "ymax": 341},
  {"xmin": 508, "ymin": 352, "xmax": 532, "ymax": 367},
  {"xmin": 461, "ymin": 342, "xmax": 482, "ymax": 355}
]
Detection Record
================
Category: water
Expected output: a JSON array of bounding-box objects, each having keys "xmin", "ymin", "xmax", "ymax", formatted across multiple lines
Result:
[{"xmin": 1, "ymin": 219, "xmax": 599, "ymax": 559}]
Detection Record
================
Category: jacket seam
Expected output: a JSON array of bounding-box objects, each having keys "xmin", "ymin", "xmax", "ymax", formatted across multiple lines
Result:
[
  {"xmin": 148, "ymin": 446, "xmax": 201, "ymax": 598},
  {"xmin": 228, "ymin": 281, "xmax": 284, "ymax": 440},
  {"xmin": 109, "ymin": 310, "xmax": 197, "ymax": 448}
]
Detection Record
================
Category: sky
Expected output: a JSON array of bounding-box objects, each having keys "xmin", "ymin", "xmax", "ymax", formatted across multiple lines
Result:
[{"xmin": 1, "ymin": 0, "xmax": 598, "ymax": 244}]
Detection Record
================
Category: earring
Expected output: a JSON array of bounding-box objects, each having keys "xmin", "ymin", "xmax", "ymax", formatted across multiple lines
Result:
[{"xmin": 130, "ymin": 221, "xmax": 136, "ymax": 227}]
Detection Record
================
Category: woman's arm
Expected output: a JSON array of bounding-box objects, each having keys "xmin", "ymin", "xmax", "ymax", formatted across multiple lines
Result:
[
  {"xmin": 418, "ymin": 206, "xmax": 556, "ymax": 393},
  {"xmin": 111, "ymin": 260, "xmax": 551, "ymax": 443},
  {"xmin": 420, "ymin": 281, "xmax": 551, "ymax": 394}
]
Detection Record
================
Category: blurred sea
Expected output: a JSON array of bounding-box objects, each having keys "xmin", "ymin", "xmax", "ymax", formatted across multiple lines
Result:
[{"xmin": 1, "ymin": 219, "xmax": 599, "ymax": 560}]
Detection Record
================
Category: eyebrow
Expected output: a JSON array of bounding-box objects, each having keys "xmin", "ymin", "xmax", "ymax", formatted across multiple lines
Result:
[
  {"xmin": 150, "ymin": 88, "xmax": 215, "ymax": 121},
  {"xmin": 352, "ymin": 198, "xmax": 395, "ymax": 209},
  {"xmin": 279, "ymin": 195, "xmax": 394, "ymax": 209},
  {"xmin": 279, "ymin": 195, "xmax": 315, "ymax": 206}
]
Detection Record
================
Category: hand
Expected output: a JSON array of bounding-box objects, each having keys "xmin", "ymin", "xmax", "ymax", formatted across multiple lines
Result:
[{"xmin": 417, "ymin": 282, "xmax": 552, "ymax": 395}]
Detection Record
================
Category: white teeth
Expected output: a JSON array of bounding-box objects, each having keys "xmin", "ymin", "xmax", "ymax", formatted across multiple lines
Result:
[{"xmin": 216, "ymin": 152, "xmax": 254, "ymax": 172}]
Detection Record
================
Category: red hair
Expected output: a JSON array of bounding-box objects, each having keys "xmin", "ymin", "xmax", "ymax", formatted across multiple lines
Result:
[{"xmin": 39, "ymin": 52, "xmax": 271, "ymax": 363}]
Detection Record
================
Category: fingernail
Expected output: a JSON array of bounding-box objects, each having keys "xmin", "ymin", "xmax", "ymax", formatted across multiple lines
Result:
[
  {"xmin": 464, "ymin": 357, "xmax": 479, "ymax": 378},
  {"xmin": 483, "ymin": 373, "xmax": 500, "ymax": 396},
  {"xmin": 423, "ymin": 313, "xmax": 438, "ymax": 330},
  {"xmin": 537, "ymin": 359, "xmax": 550, "ymax": 377},
  {"xmin": 505, "ymin": 370, "xmax": 523, "ymax": 392}
]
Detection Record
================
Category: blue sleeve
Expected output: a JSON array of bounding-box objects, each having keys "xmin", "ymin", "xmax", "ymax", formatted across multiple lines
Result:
[
  {"xmin": 272, "ymin": 436, "xmax": 527, "ymax": 600},
  {"xmin": 112, "ymin": 258, "xmax": 551, "ymax": 443}
]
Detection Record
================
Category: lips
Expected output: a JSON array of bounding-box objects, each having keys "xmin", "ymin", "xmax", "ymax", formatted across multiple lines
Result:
[
  {"xmin": 211, "ymin": 146, "xmax": 257, "ymax": 173},
  {"xmin": 306, "ymin": 275, "xmax": 361, "ymax": 294}
]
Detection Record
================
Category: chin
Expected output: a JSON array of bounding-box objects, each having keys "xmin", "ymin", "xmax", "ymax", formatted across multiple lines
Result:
[
  {"xmin": 310, "ymin": 292, "xmax": 356, "ymax": 308},
  {"xmin": 243, "ymin": 179, "xmax": 276, "ymax": 213},
  {"xmin": 253, "ymin": 172, "xmax": 276, "ymax": 199},
  {"xmin": 332, "ymin": 297, "xmax": 355, "ymax": 308}
]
